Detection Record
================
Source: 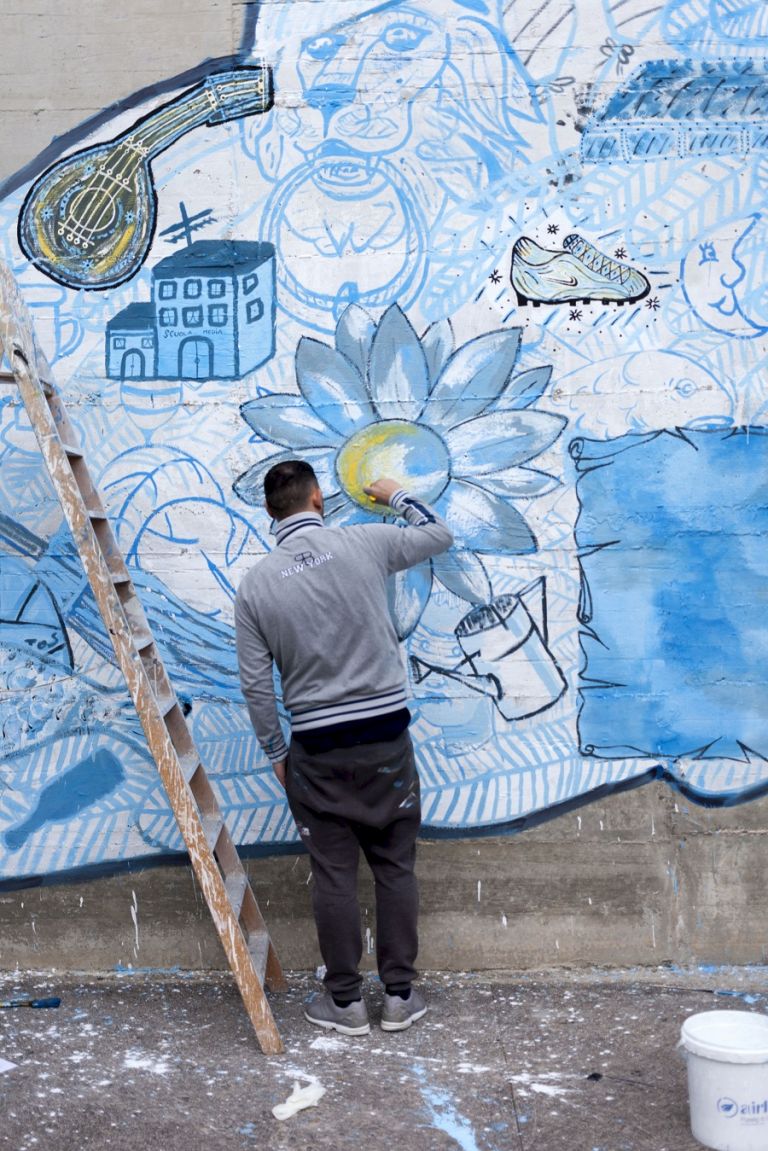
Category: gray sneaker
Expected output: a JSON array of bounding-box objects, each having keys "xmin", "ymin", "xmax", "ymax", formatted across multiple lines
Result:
[
  {"xmin": 304, "ymin": 992, "xmax": 370, "ymax": 1036},
  {"xmin": 380, "ymin": 987, "xmax": 428, "ymax": 1032}
]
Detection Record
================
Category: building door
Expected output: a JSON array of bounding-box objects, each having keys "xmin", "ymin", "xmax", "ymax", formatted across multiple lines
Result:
[
  {"xmin": 179, "ymin": 337, "xmax": 213, "ymax": 379},
  {"xmin": 120, "ymin": 350, "xmax": 145, "ymax": 378}
]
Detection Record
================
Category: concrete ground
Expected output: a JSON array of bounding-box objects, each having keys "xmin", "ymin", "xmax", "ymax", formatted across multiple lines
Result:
[{"xmin": 0, "ymin": 966, "xmax": 765, "ymax": 1151}]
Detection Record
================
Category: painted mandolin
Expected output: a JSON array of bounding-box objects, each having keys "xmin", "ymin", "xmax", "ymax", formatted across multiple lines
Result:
[{"xmin": 18, "ymin": 66, "xmax": 272, "ymax": 291}]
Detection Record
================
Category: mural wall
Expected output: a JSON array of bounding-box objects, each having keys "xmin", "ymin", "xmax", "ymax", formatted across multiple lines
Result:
[{"xmin": 2, "ymin": 0, "xmax": 768, "ymax": 885}]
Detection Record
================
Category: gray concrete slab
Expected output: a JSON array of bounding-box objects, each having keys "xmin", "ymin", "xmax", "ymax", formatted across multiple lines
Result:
[{"xmin": 0, "ymin": 966, "xmax": 766, "ymax": 1151}]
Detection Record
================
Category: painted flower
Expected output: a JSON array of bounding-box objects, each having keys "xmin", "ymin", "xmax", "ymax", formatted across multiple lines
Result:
[{"xmin": 234, "ymin": 304, "xmax": 564, "ymax": 635}]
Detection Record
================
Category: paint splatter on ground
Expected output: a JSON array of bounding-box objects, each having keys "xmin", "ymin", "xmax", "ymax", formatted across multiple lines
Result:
[{"xmin": 0, "ymin": 966, "xmax": 764, "ymax": 1150}]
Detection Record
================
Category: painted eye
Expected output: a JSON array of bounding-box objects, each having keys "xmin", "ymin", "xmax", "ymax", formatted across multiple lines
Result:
[
  {"xmin": 305, "ymin": 33, "xmax": 346, "ymax": 61},
  {"xmin": 381, "ymin": 23, "xmax": 428, "ymax": 52},
  {"xmin": 675, "ymin": 378, "xmax": 697, "ymax": 397}
]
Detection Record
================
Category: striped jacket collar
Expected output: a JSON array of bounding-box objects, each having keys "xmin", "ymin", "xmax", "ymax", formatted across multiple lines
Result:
[{"xmin": 274, "ymin": 511, "xmax": 324, "ymax": 546}]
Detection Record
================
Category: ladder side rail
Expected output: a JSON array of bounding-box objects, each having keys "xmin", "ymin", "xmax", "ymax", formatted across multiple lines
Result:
[
  {"xmin": 0, "ymin": 270, "xmax": 285, "ymax": 1052},
  {"xmin": 12, "ymin": 355, "xmax": 284, "ymax": 1052}
]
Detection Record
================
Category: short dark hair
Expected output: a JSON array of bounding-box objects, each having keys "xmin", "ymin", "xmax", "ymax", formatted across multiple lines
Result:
[{"xmin": 264, "ymin": 459, "xmax": 319, "ymax": 518}]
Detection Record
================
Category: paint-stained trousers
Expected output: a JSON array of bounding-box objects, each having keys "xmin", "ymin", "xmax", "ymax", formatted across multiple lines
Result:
[{"xmin": 285, "ymin": 729, "xmax": 421, "ymax": 999}]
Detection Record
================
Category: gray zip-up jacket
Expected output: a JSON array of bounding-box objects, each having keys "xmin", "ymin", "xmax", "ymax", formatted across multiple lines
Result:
[{"xmin": 235, "ymin": 490, "xmax": 454, "ymax": 762}]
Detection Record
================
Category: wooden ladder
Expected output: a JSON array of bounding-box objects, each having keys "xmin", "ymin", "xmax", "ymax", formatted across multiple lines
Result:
[{"xmin": 0, "ymin": 260, "xmax": 286, "ymax": 1055}]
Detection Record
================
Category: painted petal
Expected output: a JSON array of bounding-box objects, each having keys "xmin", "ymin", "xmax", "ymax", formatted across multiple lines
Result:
[
  {"xmin": 232, "ymin": 449, "xmax": 340, "ymax": 506},
  {"xmin": 423, "ymin": 328, "xmax": 522, "ymax": 429},
  {"xmin": 296, "ymin": 337, "xmax": 377, "ymax": 436},
  {"xmin": 432, "ymin": 550, "xmax": 492, "ymax": 604},
  {"xmin": 240, "ymin": 395, "xmax": 341, "ymax": 448},
  {"xmin": 388, "ymin": 562, "xmax": 432, "ymax": 640},
  {"xmin": 421, "ymin": 319, "xmax": 454, "ymax": 390},
  {"xmin": 438, "ymin": 480, "xmax": 537, "ymax": 554},
  {"xmin": 335, "ymin": 304, "xmax": 377, "ymax": 380},
  {"xmin": 478, "ymin": 466, "xmax": 561, "ymax": 499},
  {"xmin": 447, "ymin": 410, "xmax": 566, "ymax": 474},
  {"xmin": 495, "ymin": 366, "xmax": 552, "ymax": 410},
  {"xmin": 368, "ymin": 304, "xmax": 430, "ymax": 420},
  {"xmin": 321, "ymin": 492, "xmax": 351, "ymax": 518}
]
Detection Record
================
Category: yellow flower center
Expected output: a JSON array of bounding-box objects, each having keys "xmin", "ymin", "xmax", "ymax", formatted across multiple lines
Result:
[{"xmin": 336, "ymin": 420, "xmax": 450, "ymax": 511}]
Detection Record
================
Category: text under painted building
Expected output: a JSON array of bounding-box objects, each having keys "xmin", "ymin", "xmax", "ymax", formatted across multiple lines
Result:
[{"xmin": 106, "ymin": 240, "xmax": 275, "ymax": 381}]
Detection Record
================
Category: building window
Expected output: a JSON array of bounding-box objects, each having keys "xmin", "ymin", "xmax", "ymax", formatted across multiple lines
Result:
[
  {"xmin": 112, "ymin": 336, "xmax": 126, "ymax": 349},
  {"xmin": 183, "ymin": 306, "xmax": 203, "ymax": 327},
  {"xmin": 208, "ymin": 304, "xmax": 228, "ymax": 327},
  {"xmin": 243, "ymin": 273, "xmax": 259, "ymax": 295},
  {"xmin": 208, "ymin": 279, "xmax": 226, "ymax": 298},
  {"xmin": 159, "ymin": 308, "xmax": 177, "ymax": 326},
  {"xmin": 246, "ymin": 299, "xmax": 264, "ymax": 324},
  {"xmin": 141, "ymin": 336, "xmax": 154, "ymax": 349},
  {"xmin": 158, "ymin": 281, "xmax": 176, "ymax": 300},
  {"xmin": 184, "ymin": 279, "xmax": 202, "ymax": 299}
]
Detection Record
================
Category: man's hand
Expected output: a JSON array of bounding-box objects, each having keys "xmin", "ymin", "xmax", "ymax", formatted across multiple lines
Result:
[
  {"xmin": 363, "ymin": 476, "xmax": 402, "ymax": 506},
  {"xmin": 272, "ymin": 759, "xmax": 287, "ymax": 789}
]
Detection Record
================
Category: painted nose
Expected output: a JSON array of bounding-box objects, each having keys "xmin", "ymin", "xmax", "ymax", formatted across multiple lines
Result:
[
  {"xmin": 719, "ymin": 262, "xmax": 745, "ymax": 290},
  {"xmin": 306, "ymin": 83, "xmax": 356, "ymax": 112}
]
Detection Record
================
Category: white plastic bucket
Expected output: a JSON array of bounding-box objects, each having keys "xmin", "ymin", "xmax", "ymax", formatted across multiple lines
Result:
[{"xmin": 680, "ymin": 1011, "xmax": 768, "ymax": 1151}]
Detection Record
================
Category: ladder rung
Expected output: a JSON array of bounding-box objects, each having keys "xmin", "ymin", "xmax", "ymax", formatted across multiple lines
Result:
[
  {"xmin": 63, "ymin": 443, "xmax": 83, "ymax": 458},
  {"xmin": 111, "ymin": 572, "xmax": 132, "ymax": 587},
  {"xmin": 155, "ymin": 689, "xmax": 177, "ymax": 717},
  {"xmin": 201, "ymin": 812, "xmax": 224, "ymax": 852},
  {"xmin": 248, "ymin": 930, "xmax": 270, "ymax": 985},
  {"xmin": 224, "ymin": 872, "xmax": 248, "ymax": 919},
  {"xmin": 0, "ymin": 370, "xmax": 15, "ymax": 382},
  {"xmin": 179, "ymin": 750, "xmax": 201, "ymax": 784},
  {"xmin": 131, "ymin": 627, "xmax": 154, "ymax": 652},
  {"xmin": 140, "ymin": 651, "xmax": 176, "ymax": 718}
]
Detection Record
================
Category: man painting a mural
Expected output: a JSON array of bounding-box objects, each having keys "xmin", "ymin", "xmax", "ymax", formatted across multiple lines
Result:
[
  {"xmin": 235, "ymin": 462, "xmax": 453, "ymax": 1033},
  {"xmin": 3, "ymin": 0, "xmax": 768, "ymax": 1144},
  {"xmin": 2, "ymin": 0, "xmax": 768, "ymax": 1053}
]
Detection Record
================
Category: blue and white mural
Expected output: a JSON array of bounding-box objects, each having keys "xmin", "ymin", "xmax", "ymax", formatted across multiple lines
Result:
[{"xmin": 2, "ymin": 0, "xmax": 768, "ymax": 885}]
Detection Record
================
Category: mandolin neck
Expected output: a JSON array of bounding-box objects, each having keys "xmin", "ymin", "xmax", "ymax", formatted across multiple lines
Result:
[{"xmin": 125, "ymin": 66, "xmax": 272, "ymax": 159}]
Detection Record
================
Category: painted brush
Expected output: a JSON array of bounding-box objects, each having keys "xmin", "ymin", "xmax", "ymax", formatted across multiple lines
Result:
[{"xmin": 0, "ymin": 997, "xmax": 61, "ymax": 1009}]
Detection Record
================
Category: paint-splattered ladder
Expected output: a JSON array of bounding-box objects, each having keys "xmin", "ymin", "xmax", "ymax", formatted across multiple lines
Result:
[{"xmin": 0, "ymin": 260, "xmax": 286, "ymax": 1055}]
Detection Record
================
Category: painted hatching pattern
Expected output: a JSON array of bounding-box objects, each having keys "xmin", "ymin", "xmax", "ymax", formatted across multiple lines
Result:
[{"xmin": 2, "ymin": 0, "xmax": 768, "ymax": 881}]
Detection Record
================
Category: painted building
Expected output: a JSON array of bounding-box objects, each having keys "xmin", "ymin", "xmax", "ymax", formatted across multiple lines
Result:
[
  {"xmin": 106, "ymin": 302, "xmax": 156, "ymax": 380},
  {"xmin": 106, "ymin": 241, "xmax": 275, "ymax": 380}
]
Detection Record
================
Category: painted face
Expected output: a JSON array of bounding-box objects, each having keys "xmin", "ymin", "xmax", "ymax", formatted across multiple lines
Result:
[
  {"xmin": 682, "ymin": 216, "xmax": 768, "ymax": 336},
  {"xmin": 295, "ymin": 2, "xmax": 448, "ymax": 154}
]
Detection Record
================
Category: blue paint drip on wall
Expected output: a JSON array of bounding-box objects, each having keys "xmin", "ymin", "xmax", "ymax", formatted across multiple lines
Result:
[{"xmin": 574, "ymin": 428, "xmax": 768, "ymax": 760}]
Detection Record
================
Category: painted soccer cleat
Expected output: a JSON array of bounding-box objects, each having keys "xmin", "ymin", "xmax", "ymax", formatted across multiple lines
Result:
[{"xmin": 511, "ymin": 233, "xmax": 650, "ymax": 306}]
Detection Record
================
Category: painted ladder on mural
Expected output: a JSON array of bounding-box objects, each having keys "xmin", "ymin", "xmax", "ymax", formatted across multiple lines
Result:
[{"xmin": 0, "ymin": 259, "xmax": 286, "ymax": 1056}]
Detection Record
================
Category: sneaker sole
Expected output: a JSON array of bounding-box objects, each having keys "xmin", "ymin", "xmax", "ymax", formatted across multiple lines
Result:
[
  {"xmin": 303, "ymin": 1010, "xmax": 370, "ymax": 1036},
  {"xmin": 514, "ymin": 288, "xmax": 649, "ymax": 307},
  {"xmin": 380, "ymin": 1006, "xmax": 428, "ymax": 1032}
]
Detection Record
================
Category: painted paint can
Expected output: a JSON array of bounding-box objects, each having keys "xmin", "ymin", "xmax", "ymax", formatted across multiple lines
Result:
[{"xmin": 679, "ymin": 1011, "xmax": 768, "ymax": 1151}]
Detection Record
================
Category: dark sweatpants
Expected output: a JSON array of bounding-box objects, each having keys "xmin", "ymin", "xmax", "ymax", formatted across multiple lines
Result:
[{"xmin": 285, "ymin": 730, "xmax": 421, "ymax": 999}]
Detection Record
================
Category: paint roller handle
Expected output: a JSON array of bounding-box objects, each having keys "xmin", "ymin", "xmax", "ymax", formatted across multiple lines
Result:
[{"xmin": 0, "ymin": 996, "xmax": 61, "ymax": 1009}]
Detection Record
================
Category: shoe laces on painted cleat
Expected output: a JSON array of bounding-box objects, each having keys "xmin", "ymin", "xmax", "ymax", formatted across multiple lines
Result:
[{"xmin": 563, "ymin": 234, "xmax": 629, "ymax": 284}]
